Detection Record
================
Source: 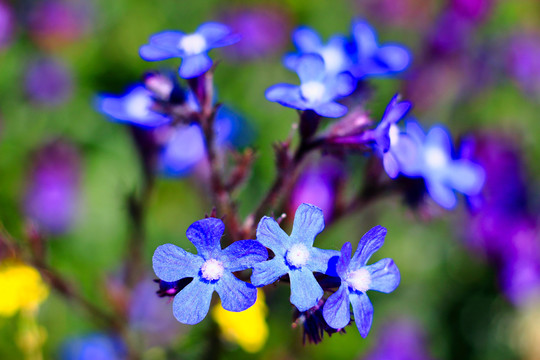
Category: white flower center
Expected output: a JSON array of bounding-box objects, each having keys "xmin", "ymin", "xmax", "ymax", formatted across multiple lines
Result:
[
  {"xmin": 424, "ymin": 147, "xmax": 448, "ymax": 169},
  {"xmin": 200, "ymin": 259, "xmax": 224, "ymax": 281},
  {"xmin": 286, "ymin": 243, "xmax": 310, "ymax": 268},
  {"xmin": 321, "ymin": 47, "xmax": 344, "ymax": 73},
  {"xmin": 346, "ymin": 268, "xmax": 371, "ymax": 293},
  {"xmin": 179, "ymin": 34, "xmax": 207, "ymax": 55},
  {"xmin": 126, "ymin": 93, "xmax": 151, "ymax": 118},
  {"xmin": 300, "ymin": 81, "xmax": 326, "ymax": 104},
  {"xmin": 389, "ymin": 124, "xmax": 400, "ymax": 147}
]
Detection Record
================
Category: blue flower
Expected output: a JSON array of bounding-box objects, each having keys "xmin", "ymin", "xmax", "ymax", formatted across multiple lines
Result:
[
  {"xmin": 266, "ymin": 54, "xmax": 356, "ymax": 118},
  {"xmin": 351, "ymin": 20, "xmax": 411, "ymax": 79},
  {"xmin": 322, "ymin": 226, "xmax": 400, "ymax": 338},
  {"xmin": 401, "ymin": 121, "xmax": 485, "ymax": 209},
  {"xmin": 97, "ymin": 85, "xmax": 170, "ymax": 127},
  {"xmin": 251, "ymin": 203, "xmax": 340, "ymax": 312},
  {"xmin": 152, "ymin": 217, "xmax": 268, "ymax": 324},
  {"xmin": 139, "ymin": 22, "xmax": 240, "ymax": 79},
  {"xmin": 61, "ymin": 333, "xmax": 127, "ymax": 360},
  {"xmin": 283, "ymin": 26, "xmax": 352, "ymax": 75}
]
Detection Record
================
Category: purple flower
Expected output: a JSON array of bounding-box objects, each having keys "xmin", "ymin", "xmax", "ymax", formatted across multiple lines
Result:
[
  {"xmin": 139, "ymin": 22, "xmax": 240, "ymax": 79},
  {"xmin": 251, "ymin": 203, "xmax": 340, "ymax": 312},
  {"xmin": 363, "ymin": 318, "xmax": 434, "ymax": 360},
  {"xmin": 351, "ymin": 20, "xmax": 411, "ymax": 79},
  {"xmin": 289, "ymin": 158, "xmax": 344, "ymax": 220},
  {"xmin": 322, "ymin": 226, "xmax": 400, "ymax": 337},
  {"xmin": 266, "ymin": 54, "xmax": 356, "ymax": 118},
  {"xmin": 97, "ymin": 85, "xmax": 170, "ymax": 128},
  {"xmin": 401, "ymin": 121, "xmax": 485, "ymax": 209},
  {"xmin": 0, "ymin": 0, "xmax": 14, "ymax": 50},
  {"xmin": 25, "ymin": 57, "xmax": 73, "ymax": 106},
  {"xmin": 23, "ymin": 140, "xmax": 81, "ymax": 235},
  {"xmin": 284, "ymin": 26, "xmax": 353, "ymax": 75},
  {"xmin": 506, "ymin": 33, "xmax": 540, "ymax": 96},
  {"xmin": 60, "ymin": 333, "xmax": 126, "ymax": 360},
  {"xmin": 152, "ymin": 217, "xmax": 268, "ymax": 324},
  {"xmin": 220, "ymin": 6, "xmax": 291, "ymax": 61}
]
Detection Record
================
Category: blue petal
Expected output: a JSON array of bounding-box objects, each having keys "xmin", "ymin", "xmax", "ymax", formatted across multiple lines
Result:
[
  {"xmin": 366, "ymin": 258, "xmax": 400, "ymax": 293},
  {"xmin": 179, "ymin": 53, "xmax": 213, "ymax": 79},
  {"xmin": 336, "ymin": 242, "xmax": 352, "ymax": 277},
  {"xmin": 322, "ymin": 283, "xmax": 351, "ymax": 329},
  {"xmin": 152, "ymin": 244, "xmax": 203, "ymax": 282},
  {"xmin": 289, "ymin": 267, "xmax": 323, "ymax": 311},
  {"xmin": 383, "ymin": 152, "xmax": 400, "ymax": 179},
  {"xmin": 139, "ymin": 44, "xmax": 177, "ymax": 61},
  {"xmin": 296, "ymin": 54, "xmax": 326, "ymax": 84},
  {"xmin": 265, "ymin": 84, "xmax": 306, "ymax": 110},
  {"xmin": 333, "ymin": 72, "xmax": 357, "ymax": 97},
  {"xmin": 251, "ymin": 257, "xmax": 289, "ymax": 287},
  {"xmin": 172, "ymin": 278, "xmax": 214, "ymax": 324},
  {"xmin": 425, "ymin": 178, "xmax": 457, "ymax": 209},
  {"xmin": 283, "ymin": 53, "xmax": 301, "ymax": 71},
  {"xmin": 307, "ymin": 247, "xmax": 341, "ymax": 275},
  {"xmin": 381, "ymin": 95, "xmax": 411, "ymax": 125},
  {"xmin": 446, "ymin": 160, "xmax": 485, "ymax": 196},
  {"xmin": 376, "ymin": 45, "xmax": 411, "ymax": 73},
  {"xmin": 216, "ymin": 272, "xmax": 257, "ymax": 312},
  {"xmin": 349, "ymin": 291, "xmax": 374, "ymax": 338},
  {"xmin": 352, "ymin": 20, "xmax": 378, "ymax": 58},
  {"xmin": 351, "ymin": 225, "xmax": 387, "ymax": 268},
  {"xmin": 221, "ymin": 240, "xmax": 268, "ymax": 272},
  {"xmin": 255, "ymin": 216, "xmax": 291, "ymax": 256},
  {"xmin": 292, "ymin": 26, "xmax": 322, "ymax": 52},
  {"xmin": 149, "ymin": 31, "xmax": 185, "ymax": 50},
  {"xmin": 185, "ymin": 218, "xmax": 224, "ymax": 259},
  {"xmin": 159, "ymin": 124, "xmax": 206, "ymax": 176},
  {"xmin": 313, "ymin": 101, "xmax": 348, "ymax": 118},
  {"xmin": 425, "ymin": 126, "xmax": 452, "ymax": 157},
  {"xmin": 197, "ymin": 22, "xmax": 239, "ymax": 48},
  {"xmin": 392, "ymin": 133, "xmax": 422, "ymax": 176},
  {"xmin": 290, "ymin": 203, "xmax": 325, "ymax": 247},
  {"xmin": 405, "ymin": 120, "xmax": 426, "ymax": 145}
]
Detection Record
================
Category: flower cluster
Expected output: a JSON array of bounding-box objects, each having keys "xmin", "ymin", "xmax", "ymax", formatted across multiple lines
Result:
[{"xmin": 153, "ymin": 203, "xmax": 400, "ymax": 339}]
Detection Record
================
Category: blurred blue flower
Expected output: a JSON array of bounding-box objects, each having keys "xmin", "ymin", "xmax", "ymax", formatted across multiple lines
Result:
[
  {"xmin": 24, "ymin": 140, "xmax": 81, "ymax": 235},
  {"xmin": 60, "ymin": 333, "xmax": 126, "ymax": 360},
  {"xmin": 363, "ymin": 318, "xmax": 434, "ymax": 360},
  {"xmin": 266, "ymin": 54, "xmax": 356, "ymax": 118},
  {"xmin": 322, "ymin": 226, "xmax": 400, "ymax": 338},
  {"xmin": 251, "ymin": 203, "xmax": 340, "ymax": 312},
  {"xmin": 139, "ymin": 22, "xmax": 240, "ymax": 78},
  {"xmin": 25, "ymin": 57, "xmax": 73, "ymax": 106},
  {"xmin": 97, "ymin": 85, "xmax": 170, "ymax": 127},
  {"xmin": 351, "ymin": 20, "xmax": 411, "ymax": 79},
  {"xmin": 284, "ymin": 26, "xmax": 352, "ymax": 74},
  {"xmin": 152, "ymin": 217, "xmax": 267, "ymax": 324},
  {"xmin": 401, "ymin": 121, "xmax": 485, "ymax": 209},
  {"xmin": 158, "ymin": 124, "xmax": 206, "ymax": 177}
]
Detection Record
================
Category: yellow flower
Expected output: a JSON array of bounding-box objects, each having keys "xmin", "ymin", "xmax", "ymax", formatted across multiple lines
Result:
[
  {"xmin": 212, "ymin": 288, "xmax": 269, "ymax": 353},
  {"xmin": 0, "ymin": 262, "xmax": 49, "ymax": 317}
]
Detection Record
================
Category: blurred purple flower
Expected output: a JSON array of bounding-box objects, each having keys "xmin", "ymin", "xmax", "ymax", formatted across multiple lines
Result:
[
  {"xmin": 359, "ymin": 0, "xmax": 435, "ymax": 30},
  {"xmin": 129, "ymin": 278, "xmax": 187, "ymax": 346},
  {"xmin": 506, "ymin": 33, "xmax": 540, "ymax": 96},
  {"xmin": 25, "ymin": 57, "xmax": 73, "ymax": 106},
  {"xmin": 24, "ymin": 140, "xmax": 81, "ymax": 235},
  {"xmin": 428, "ymin": 10, "xmax": 475, "ymax": 55},
  {"xmin": 60, "ymin": 333, "xmax": 126, "ymax": 360},
  {"xmin": 28, "ymin": 0, "xmax": 91, "ymax": 50},
  {"xmin": 450, "ymin": 0, "xmax": 492, "ymax": 22},
  {"xmin": 362, "ymin": 318, "xmax": 434, "ymax": 360},
  {"xmin": 289, "ymin": 158, "xmax": 344, "ymax": 221},
  {"xmin": 0, "ymin": 0, "xmax": 14, "ymax": 50},
  {"xmin": 220, "ymin": 6, "xmax": 291, "ymax": 61}
]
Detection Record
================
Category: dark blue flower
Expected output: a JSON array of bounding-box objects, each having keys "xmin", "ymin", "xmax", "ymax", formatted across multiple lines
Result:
[
  {"xmin": 139, "ymin": 22, "xmax": 240, "ymax": 79},
  {"xmin": 266, "ymin": 54, "xmax": 356, "ymax": 118},
  {"xmin": 97, "ymin": 85, "xmax": 170, "ymax": 128},
  {"xmin": 283, "ymin": 26, "xmax": 352, "ymax": 75},
  {"xmin": 251, "ymin": 203, "xmax": 340, "ymax": 312},
  {"xmin": 152, "ymin": 217, "xmax": 268, "ymax": 324},
  {"xmin": 351, "ymin": 20, "xmax": 411, "ymax": 79},
  {"xmin": 401, "ymin": 121, "xmax": 485, "ymax": 209},
  {"xmin": 322, "ymin": 226, "xmax": 400, "ymax": 337}
]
